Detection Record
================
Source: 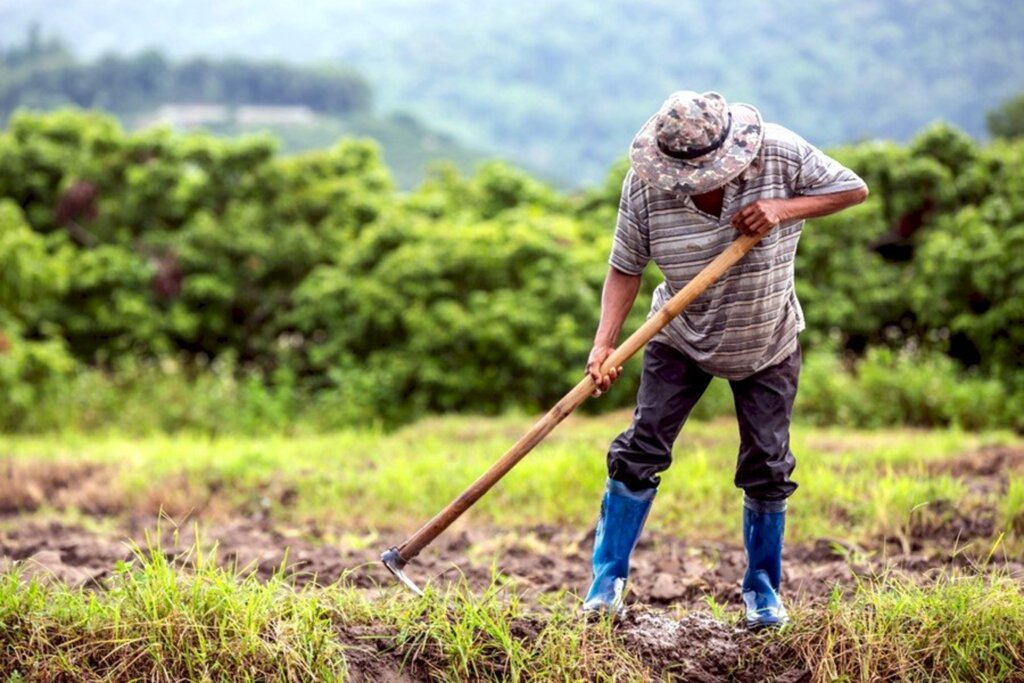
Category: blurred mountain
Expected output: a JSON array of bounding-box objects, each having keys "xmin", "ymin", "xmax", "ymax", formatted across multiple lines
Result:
[
  {"xmin": 0, "ymin": 30, "xmax": 482, "ymax": 188},
  {"xmin": 2, "ymin": 0, "xmax": 1022, "ymax": 185}
]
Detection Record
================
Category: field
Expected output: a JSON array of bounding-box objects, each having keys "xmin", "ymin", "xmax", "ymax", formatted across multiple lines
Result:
[
  {"xmin": 3, "ymin": 5, "xmax": 1024, "ymax": 681},
  {"xmin": 2, "ymin": 411, "xmax": 1024, "ymax": 681}
]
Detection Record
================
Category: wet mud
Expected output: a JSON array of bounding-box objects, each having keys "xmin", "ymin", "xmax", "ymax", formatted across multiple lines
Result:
[{"xmin": 3, "ymin": 513, "xmax": 1020, "ymax": 602}]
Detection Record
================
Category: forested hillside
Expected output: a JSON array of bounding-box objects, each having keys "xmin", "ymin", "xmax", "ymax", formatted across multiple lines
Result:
[
  {"xmin": 0, "ymin": 31, "xmax": 482, "ymax": 187},
  {"xmin": 3, "ymin": 0, "xmax": 1022, "ymax": 184},
  {"xmin": 1, "ymin": 111, "xmax": 1021, "ymax": 433},
  {"xmin": 0, "ymin": 29, "xmax": 370, "ymax": 119}
]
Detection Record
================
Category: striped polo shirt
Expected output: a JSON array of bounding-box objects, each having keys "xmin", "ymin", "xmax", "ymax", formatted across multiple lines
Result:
[{"xmin": 609, "ymin": 123, "xmax": 867, "ymax": 380}]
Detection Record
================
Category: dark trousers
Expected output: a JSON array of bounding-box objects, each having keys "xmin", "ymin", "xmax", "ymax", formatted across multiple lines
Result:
[{"xmin": 608, "ymin": 341, "xmax": 800, "ymax": 501}]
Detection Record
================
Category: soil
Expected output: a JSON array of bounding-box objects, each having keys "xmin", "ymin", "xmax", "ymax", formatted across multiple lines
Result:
[
  {"xmin": 928, "ymin": 444, "xmax": 1024, "ymax": 494},
  {"xmin": 3, "ymin": 516, "xmax": 1022, "ymax": 681},
  {"xmin": 0, "ymin": 460, "xmax": 123, "ymax": 516},
  {"xmin": 2, "ymin": 444, "xmax": 1023, "ymax": 681},
  {"xmin": 7, "ymin": 516, "xmax": 1015, "ymax": 598}
]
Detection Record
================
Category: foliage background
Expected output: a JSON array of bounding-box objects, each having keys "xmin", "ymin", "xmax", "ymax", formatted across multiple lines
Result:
[
  {"xmin": 0, "ymin": 2, "xmax": 1022, "ymax": 433},
  {"xmin": 1, "ymin": 109, "xmax": 1022, "ymax": 433},
  {"xmin": 0, "ymin": 30, "xmax": 482, "ymax": 189},
  {"xmin": 3, "ymin": 0, "xmax": 1023, "ymax": 184}
]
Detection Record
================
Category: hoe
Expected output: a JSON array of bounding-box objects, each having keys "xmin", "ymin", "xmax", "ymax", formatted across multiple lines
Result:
[{"xmin": 381, "ymin": 233, "xmax": 762, "ymax": 594}]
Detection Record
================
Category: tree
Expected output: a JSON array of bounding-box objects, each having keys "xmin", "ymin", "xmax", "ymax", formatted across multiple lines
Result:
[{"xmin": 987, "ymin": 92, "xmax": 1024, "ymax": 140}]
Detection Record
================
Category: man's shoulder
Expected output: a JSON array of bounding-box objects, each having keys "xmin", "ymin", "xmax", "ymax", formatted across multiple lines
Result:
[
  {"xmin": 759, "ymin": 123, "xmax": 810, "ymax": 164},
  {"xmin": 761, "ymin": 124, "xmax": 806, "ymax": 152},
  {"xmin": 623, "ymin": 167, "xmax": 645, "ymax": 190},
  {"xmin": 621, "ymin": 167, "xmax": 653, "ymax": 202}
]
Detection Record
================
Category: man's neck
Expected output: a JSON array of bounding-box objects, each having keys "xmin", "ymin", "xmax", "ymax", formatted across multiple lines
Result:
[{"xmin": 691, "ymin": 187, "xmax": 725, "ymax": 218}]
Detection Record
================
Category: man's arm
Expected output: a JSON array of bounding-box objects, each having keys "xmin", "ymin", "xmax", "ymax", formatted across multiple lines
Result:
[
  {"xmin": 731, "ymin": 186, "xmax": 869, "ymax": 236},
  {"xmin": 586, "ymin": 265, "xmax": 643, "ymax": 397}
]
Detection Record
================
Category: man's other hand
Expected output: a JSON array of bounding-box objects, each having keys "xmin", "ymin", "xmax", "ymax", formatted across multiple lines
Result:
[
  {"xmin": 587, "ymin": 344, "xmax": 623, "ymax": 397},
  {"xmin": 731, "ymin": 199, "xmax": 789, "ymax": 237}
]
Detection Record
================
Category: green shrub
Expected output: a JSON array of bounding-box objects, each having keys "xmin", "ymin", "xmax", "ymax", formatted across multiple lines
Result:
[
  {"xmin": 797, "ymin": 347, "xmax": 1015, "ymax": 431},
  {"xmin": 794, "ymin": 201, "xmax": 908, "ymax": 346},
  {"xmin": 288, "ymin": 210, "xmax": 610, "ymax": 420},
  {"xmin": 0, "ymin": 110, "xmax": 1023, "ymax": 433},
  {"xmin": 911, "ymin": 195, "xmax": 1024, "ymax": 381},
  {"xmin": 0, "ymin": 327, "xmax": 77, "ymax": 431}
]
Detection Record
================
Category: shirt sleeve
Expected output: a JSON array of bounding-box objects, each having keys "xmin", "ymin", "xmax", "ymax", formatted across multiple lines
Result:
[
  {"xmin": 790, "ymin": 135, "xmax": 867, "ymax": 197},
  {"xmin": 608, "ymin": 170, "xmax": 651, "ymax": 275}
]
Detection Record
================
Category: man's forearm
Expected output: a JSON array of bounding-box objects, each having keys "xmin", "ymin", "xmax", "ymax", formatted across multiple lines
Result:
[
  {"xmin": 732, "ymin": 186, "xmax": 869, "ymax": 236},
  {"xmin": 594, "ymin": 266, "xmax": 643, "ymax": 346},
  {"xmin": 780, "ymin": 186, "xmax": 869, "ymax": 222}
]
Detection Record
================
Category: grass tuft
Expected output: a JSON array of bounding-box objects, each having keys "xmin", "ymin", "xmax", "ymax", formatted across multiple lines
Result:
[
  {"xmin": 782, "ymin": 572, "xmax": 1024, "ymax": 682},
  {"xmin": 1002, "ymin": 477, "xmax": 1024, "ymax": 536},
  {"xmin": 0, "ymin": 535, "xmax": 347, "ymax": 682},
  {"xmin": 0, "ymin": 538, "xmax": 649, "ymax": 682}
]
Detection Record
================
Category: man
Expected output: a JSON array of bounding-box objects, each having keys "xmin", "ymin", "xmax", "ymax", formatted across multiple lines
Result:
[{"xmin": 584, "ymin": 91, "xmax": 868, "ymax": 630}]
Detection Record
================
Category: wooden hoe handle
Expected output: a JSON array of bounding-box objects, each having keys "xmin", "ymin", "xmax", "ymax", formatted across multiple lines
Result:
[{"xmin": 393, "ymin": 233, "xmax": 762, "ymax": 562}]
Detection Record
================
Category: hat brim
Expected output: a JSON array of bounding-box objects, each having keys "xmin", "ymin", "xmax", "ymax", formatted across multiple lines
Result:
[{"xmin": 629, "ymin": 103, "xmax": 764, "ymax": 195}]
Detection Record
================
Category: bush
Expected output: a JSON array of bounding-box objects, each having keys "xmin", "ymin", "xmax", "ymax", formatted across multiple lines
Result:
[
  {"xmin": 288, "ymin": 210, "xmax": 610, "ymax": 420},
  {"xmin": 911, "ymin": 189, "xmax": 1024, "ymax": 380},
  {"xmin": 1, "ymin": 110, "xmax": 1023, "ymax": 433},
  {"xmin": 796, "ymin": 347, "xmax": 1017, "ymax": 431},
  {"xmin": 6, "ymin": 356, "xmax": 308, "ymax": 435},
  {"xmin": 0, "ymin": 329, "xmax": 77, "ymax": 431}
]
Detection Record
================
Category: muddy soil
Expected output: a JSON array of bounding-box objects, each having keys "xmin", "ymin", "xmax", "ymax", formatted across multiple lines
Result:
[
  {"xmin": 929, "ymin": 443, "xmax": 1024, "ymax": 493},
  {"xmin": 2, "ymin": 444, "xmax": 1023, "ymax": 681},
  {"xmin": 9, "ymin": 516, "xmax": 1010, "ymax": 682},
  {"xmin": 3, "ymin": 515, "xmax": 1020, "ymax": 603},
  {"xmin": 3, "ymin": 445, "xmax": 1023, "ymax": 606}
]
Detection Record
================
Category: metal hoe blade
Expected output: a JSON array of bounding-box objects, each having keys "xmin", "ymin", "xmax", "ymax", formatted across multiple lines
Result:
[{"xmin": 380, "ymin": 547, "xmax": 424, "ymax": 596}]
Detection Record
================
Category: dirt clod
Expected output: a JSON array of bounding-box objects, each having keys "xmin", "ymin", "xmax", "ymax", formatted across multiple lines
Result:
[{"xmin": 619, "ymin": 610, "xmax": 772, "ymax": 681}]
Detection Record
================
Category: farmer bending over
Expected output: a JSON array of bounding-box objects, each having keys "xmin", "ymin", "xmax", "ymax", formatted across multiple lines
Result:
[{"xmin": 585, "ymin": 91, "xmax": 868, "ymax": 629}]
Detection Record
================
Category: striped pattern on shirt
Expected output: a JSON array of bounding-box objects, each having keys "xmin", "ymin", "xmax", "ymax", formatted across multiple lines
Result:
[{"xmin": 609, "ymin": 123, "xmax": 867, "ymax": 380}]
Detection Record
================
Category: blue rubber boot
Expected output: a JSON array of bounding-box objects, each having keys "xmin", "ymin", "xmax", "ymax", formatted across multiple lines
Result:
[
  {"xmin": 741, "ymin": 496, "xmax": 789, "ymax": 630},
  {"xmin": 583, "ymin": 479, "xmax": 656, "ymax": 615}
]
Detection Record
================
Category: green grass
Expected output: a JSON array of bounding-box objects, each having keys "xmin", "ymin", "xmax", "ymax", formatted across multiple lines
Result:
[
  {"xmin": 1003, "ymin": 477, "xmax": 1024, "ymax": 536},
  {"xmin": 0, "ymin": 536, "xmax": 647, "ymax": 682},
  {"xmin": 3, "ymin": 415, "xmax": 1024, "ymax": 680},
  {"xmin": 0, "ymin": 540, "xmax": 348, "ymax": 681},
  {"xmin": 785, "ymin": 572, "xmax": 1024, "ymax": 682},
  {"xmin": 2, "ymin": 538, "xmax": 1023, "ymax": 682},
  {"xmin": 2, "ymin": 413, "xmax": 1018, "ymax": 547}
]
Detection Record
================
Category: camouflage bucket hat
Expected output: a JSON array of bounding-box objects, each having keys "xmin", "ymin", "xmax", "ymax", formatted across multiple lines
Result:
[{"xmin": 630, "ymin": 90, "xmax": 764, "ymax": 195}]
